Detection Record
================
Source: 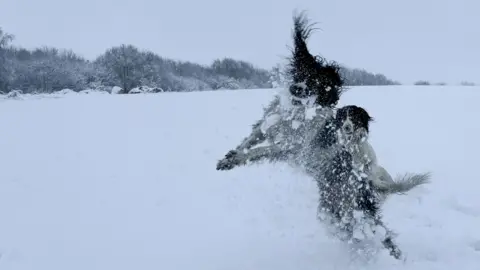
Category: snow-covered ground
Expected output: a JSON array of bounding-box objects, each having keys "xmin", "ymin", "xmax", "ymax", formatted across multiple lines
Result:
[{"xmin": 0, "ymin": 86, "xmax": 479, "ymax": 270}]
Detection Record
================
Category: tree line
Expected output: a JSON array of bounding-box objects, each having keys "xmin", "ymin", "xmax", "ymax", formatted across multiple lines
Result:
[{"xmin": 0, "ymin": 27, "xmax": 400, "ymax": 94}]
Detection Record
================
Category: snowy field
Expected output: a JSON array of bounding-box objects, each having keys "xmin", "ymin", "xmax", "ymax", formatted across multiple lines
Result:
[{"xmin": 0, "ymin": 86, "xmax": 479, "ymax": 270}]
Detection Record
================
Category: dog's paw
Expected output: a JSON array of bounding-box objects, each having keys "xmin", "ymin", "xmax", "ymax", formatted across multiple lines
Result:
[
  {"xmin": 216, "ymin": 150, "xmax": 245, "ymax": 171},
  {"xmin": 216, "ymin": 158, "xmax": 235, "ymax": 170},
  {"xmin": 224, "ymin": 150, "xmax": 238, "ymax": 159}
]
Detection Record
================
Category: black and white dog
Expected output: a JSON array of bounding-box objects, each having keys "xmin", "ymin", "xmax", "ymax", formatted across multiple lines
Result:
[
  {"xmin": 216, "ymin": 11, "xmax": 344, "ymax": 171},
  {"xmin": 216, "ymin": 11, "xmax": 430, "ymax": 260},
  {"xmin": 302, "ymin": 105, "xmax": 431, "ymax": 259},
  {"xmin": 216, "ymin": 11, "xmax": 427, "ymax": 200}
]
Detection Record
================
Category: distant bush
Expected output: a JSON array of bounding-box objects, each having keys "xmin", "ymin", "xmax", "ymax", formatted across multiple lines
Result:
[
  {"xmin": 339, "ymin": 67, "xmax": 400, "ymax": 86},
  {"xmin": 414, "ymin": 80, "xmax": 430, "ymax": 86},
  {"xmin": 460, "ymin": 81, "xmax": 475, "ymax": 86}
]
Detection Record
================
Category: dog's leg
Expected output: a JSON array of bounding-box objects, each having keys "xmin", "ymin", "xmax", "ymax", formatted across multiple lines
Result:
[
  {"xmin": 235, "ymin": 119, "xmax": 267, "ymax": 152},
  {"xmin": 216, "ymin": 144, "xmax": 296, "ymax": 170},
  {"xmin": 216, "ymin": 120, "xmax": 268, "ymax": 171},
  {"xmin": 350, "ymin": 163, "xmax": 406, "ymax": 261},
  {"xmin": 371, "ymin": 219, "xmax": 403, "ymax": 260},
  {"xmin": 216, "ymin": 98, "xmax": 283, "ymax": 171},
  {"xmin": 216, "ymin": 128, "xmax": 280, "ymax": 171},
  {"xmin": 244, "ymin": 145, "xmax": 298, "ymax": 163},
  {"xmin": 382, "ymin": 235, "xmax": 403, "ymax": 260}
]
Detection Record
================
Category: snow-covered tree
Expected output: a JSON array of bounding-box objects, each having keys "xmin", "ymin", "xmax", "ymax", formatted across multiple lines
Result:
[
  {"xmin": 211, "ymin": 58, "xmax": 272, "ymax": 88},
  {"xmin": 94, "ymin": 44, "xmax": 152, "ymax": 93}
]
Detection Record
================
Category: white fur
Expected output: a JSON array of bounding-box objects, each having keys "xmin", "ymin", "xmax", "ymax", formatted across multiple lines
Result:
[{"xmin": 345, "ymin": 128, "xmax": 430, "ymax": 201}]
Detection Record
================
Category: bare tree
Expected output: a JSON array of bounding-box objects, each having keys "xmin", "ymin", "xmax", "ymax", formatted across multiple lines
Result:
[{"xmin": 0, "ymin": 28, "xmax": 14, "ymax": 93}]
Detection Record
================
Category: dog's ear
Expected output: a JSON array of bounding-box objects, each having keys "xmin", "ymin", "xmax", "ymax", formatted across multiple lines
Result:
[
  {"xmin": 285, "ymin": 11, "xmax": 344, "ymax": 107},
  {"xmin": 355, "ymin": 106, "xmax": 373, "ymax": 132},
  {"xmin": 321, "ymin": 64, "xmax": 343, "ymax": 87}
]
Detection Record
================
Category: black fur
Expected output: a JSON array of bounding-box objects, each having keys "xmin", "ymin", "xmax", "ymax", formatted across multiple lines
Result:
[
  {"xmin": 318, "ymin": 145, "xmax": 379, "ymax": 233},
  {"xmin": 334, "ymin": 105, "xmax": 374, "ymax": 133},
  {"xmin": 313, "ymin": 105, "xmax": 373, "ymax": 149},
  {"xmin": 314, "ymin": 105, "xmax": 377, "ymax": 219},
  {"xmin": 286, "ymin": 11, "xmax": 345, "ymax": 107},
  {"xmin": 309, "ymin": 105, "xmax": 402, "ymax": 259}
]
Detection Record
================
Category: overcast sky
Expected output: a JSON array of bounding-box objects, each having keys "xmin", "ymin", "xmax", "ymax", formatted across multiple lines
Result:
[{"xmin": 1, "ymin": 0, "xmax": 478, "ymax": 84}]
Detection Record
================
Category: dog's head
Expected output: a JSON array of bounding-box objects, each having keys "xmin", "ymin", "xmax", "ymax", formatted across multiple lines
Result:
[
  {"xmin": 334, "ymin": 105, "xmax": 373, "ymax": 143},
  {"xmin": 288, "ymin": 62, "xmax": 344, "ymax": 106}
]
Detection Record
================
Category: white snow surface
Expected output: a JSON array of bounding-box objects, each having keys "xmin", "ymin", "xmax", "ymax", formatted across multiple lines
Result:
[{"xmin": 1, "ymin": 86, "xmax": 480, "ymax": 269}]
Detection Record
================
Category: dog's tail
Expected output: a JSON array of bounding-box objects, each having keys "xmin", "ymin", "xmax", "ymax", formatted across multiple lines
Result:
[
  {"xmin": 385, "ymin": 172, "xmax": 431, "ymax": 195},
  {"xmin": 287, "ymin": 11, "xmax": 344, "ymax": 107}
]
